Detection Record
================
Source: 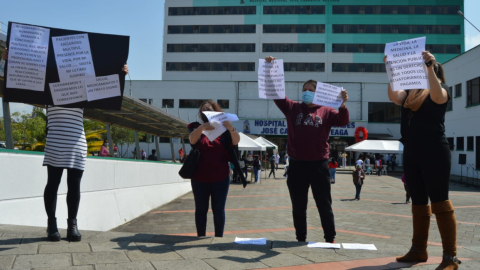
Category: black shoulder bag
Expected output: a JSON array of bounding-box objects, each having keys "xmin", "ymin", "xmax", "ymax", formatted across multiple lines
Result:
[{"xmin": 178, "ymin": 143, "xmax": 200, "ymax": 179}]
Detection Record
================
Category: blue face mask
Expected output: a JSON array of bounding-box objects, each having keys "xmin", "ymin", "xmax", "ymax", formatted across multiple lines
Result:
[{"xmin": 302, "ymin": 91, "xmax": 315, "ymax": 104}]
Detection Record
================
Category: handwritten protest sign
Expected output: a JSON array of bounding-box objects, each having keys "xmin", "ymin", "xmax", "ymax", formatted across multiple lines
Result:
[
  {"xmin": 49, "ymin": 79, "xmax": 87, "ymax": 105},
  {"xmin": 258, "ymin": 59, "xmax": 285, "ymax": 99},
  {"xmin": 52, "ymin": 34, "xmax": 96, "ymax": 82},
  {"xmin": 85, "ymin": 74, "xmax": 121, "ymax": 102},
  {"xmin": 385, "ymin": 37, "xmax": 429, "ymax": 91},
  {"xmin": 202, "ymin": 121, "xmax": 226, "ymax": 142},
  {"xmin": 308, "ymin": 242, "xmax": 341, "ymax": 249},
  {"xmin": 6, "ymin": 23, "xmax": 50, "ymax": 91},
  {"xmin": 342, "ymin": 243, "xmax": 377, "ymax": 250},
  {"xmin": 202, "ymin": 111, "xmax": 239, "ymax": 124},
  {"xmin": 313, "ymin": 82, "xmax": 343, "ymax": 108},
  {"xmin": 234, "ymin": 237, "xmax": 267, "ymax": 245}
]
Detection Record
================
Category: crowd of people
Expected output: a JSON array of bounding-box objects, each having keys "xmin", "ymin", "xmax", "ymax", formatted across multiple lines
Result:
[{"xmin": 1, "ymin": 45, "xmax": 460, "ymax": 269}]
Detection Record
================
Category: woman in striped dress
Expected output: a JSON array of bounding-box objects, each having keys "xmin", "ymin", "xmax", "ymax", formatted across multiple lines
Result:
[{"xmin": 42, "ymin": 66, "xmax": 129, "ymax": 242}]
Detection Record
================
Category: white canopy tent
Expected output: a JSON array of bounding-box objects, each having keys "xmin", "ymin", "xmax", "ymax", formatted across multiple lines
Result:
[
  {"xmin": 238, "ymin": 132, "xmax": 266, "ymax": 183},
  {"xmin": 238, "ymin": 132, "xmax": 266, "ymax": 151},
  {"xmin": 254, "ymin": 137, "xmax": 278, "ymax": 151},
  {"xmin": 345, "ymin": 140, "xmax": 404, "ymax": 153}
]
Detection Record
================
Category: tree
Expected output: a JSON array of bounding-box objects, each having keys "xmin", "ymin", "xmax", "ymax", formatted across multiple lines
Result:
[
  {"xmin": 111, "ymin": 125, "xmax": 144, "ymax": 158},
  {"xmin": 11, "ymin": 110, "xmax": 46, "ymax": 150}
]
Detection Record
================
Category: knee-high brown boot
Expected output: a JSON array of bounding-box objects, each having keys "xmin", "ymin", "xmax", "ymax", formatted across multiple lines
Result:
[
  {"xmin": 432, "ymin": 200, "xmax": 461, "ymax": 270},
  {"xmin": 396, "ymin": 204, "xmax": 431, "ymax": 262}
]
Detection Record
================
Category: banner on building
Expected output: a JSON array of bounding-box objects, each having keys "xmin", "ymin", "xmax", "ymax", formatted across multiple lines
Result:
[{"xmin": 3, "ymin": 22, "xmax": 129, "ymax": 110}]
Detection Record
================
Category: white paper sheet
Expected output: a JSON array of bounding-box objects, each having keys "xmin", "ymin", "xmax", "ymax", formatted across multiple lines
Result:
[
  {"xmin": 49, "ymin": 79, "xmax": 87, "ymax": 105},
  {"xmin": 342, "ymin": 243, "xmax": 377, "ymax": 250},
  {"xmin": 234, "ymin": 237, "xmax": 267, "ymax": 245},
  {"xmin": 308, "ymin": 242, "xmax": 341, "ymax": 249},
  {"xmin": 6, "ymin": 23, "xmax": 50, "ymax": 91},
  {"xmin": 384, "ymin": 37, "xmax": 429, "ymax": 91},
  {"xmin": 84, "ymin": 74, "xmax": 121, "ymax": 101},
  {"xmin": 202, "ymin": 121, "xmax": 226, "ymax": 141},
  {"xmin": 202, "ymin": 111, "xmax": 239, "ymax": 124},
  {"xmin": 258, "ymin": 59, "xmax": 285, "ymax": 99},
  {"xmin": 313, "ymin": 82, "xmax": 344, "ymax": 108},
  {"xmin": 52, "ymin": 34, "xmax": 95, "ymax": 82}
]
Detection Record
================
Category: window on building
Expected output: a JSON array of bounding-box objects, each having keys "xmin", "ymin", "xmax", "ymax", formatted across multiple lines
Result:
[
  {"xmin": 162, "ymin": 99, "xmax": 174, "ymax": 108},
  {"xmin": 217, "ymin": 100, "xmax": 230, "ymax": 109},
  {"xmin": 263, "ymin": 24, "xmax": 325, "ymax": 34},
  {"xmin": 167, "ymin": 43, "xmax": 255, "ymax": 53},
  {"xmin": 179, "ymin": 99, "xmax": 209, "ymax": 108},
  {"xmin": 332, "ymin": 5, "xmax": 460, "ymax": 15},
  {"xmin": 467, "ymin": 136, "xmax": 474, "ymax": 150},
  {"xmin": 457, "ymin": 137, "xmax": 464, "ymax": 150},
  {"xmin": 284, "ymin": 63, "xmax": 325, "ymax": 72},
  {"xmin": 332, "ymin": 63, "xmax": 386, "ymax": 73},
  {"xmin": 368, "ymin": 102, "xmax": 402, "ymax": 123},
  {"xmin": 139, "ymin": 134, "xmax": 154, "ymax": 143},
  {"xmin": 447, "ymin": 87, "xmax": 453, "ymax": 111},
  {"xmin": 139, "ymin": 99, "xmax": 153, "ymax": 105},
  {"xmin": 447, "ymin": 137, "xmax": 454, "ymax": 150},
  {"xmin": 168, "ymin": 25, "xmax": 256, "ymax": 34},
  {"xmin": 332, "ymin": 24, "xmax": 460, "ymax": 34},
  {"xmin": 263, "ymin": 43, "xmax": 325, "ymax": 53},
  {"xmin": 263, "ymin": 5, "xmax": 325, "ymax": 14},
  {"xmin": 159, "ymin": 137, "xmax": 170, "ymax": 143},
  {"xmin": 169, "ymin": 6, "xmax": 256, "ymax": 16},
  {"xmin": 455, "ymin": 83, "xmax": 462, "ymax": 97},
  {"xmin": 467, "ymin": 77, "xmax": 480, "ymax": 106},
  {"xmin": 166, "ymin": 62, "xmax": 255, "ymax": 71}
]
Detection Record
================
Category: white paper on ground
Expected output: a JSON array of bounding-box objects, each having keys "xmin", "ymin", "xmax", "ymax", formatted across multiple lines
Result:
[
  {"xmin": 49, "ymin": 79, "xmax": 87, "ymax": 105},
  {"xmin": 307, "ymin": 242, "xmax": 341, "ymax": 249},
  {"xmin": 234, "ymin": 237, "xmax": 267, "ymax": 245},
  {"xmin": 258, "ymin": 59, "xmax": 285, "ymax": 99},
  {"xmin": 51, "ymin": 33, "xmax": 96, "ymax": 82},
  {"xmin": 84, "ymin": 74, "xmax": 121, "ymax": 101},
  {"xmin": 7, "ymin": 23, "xmax": 50, "ymax": 91},
  {"xmin": 202, "ymin": 121, "xmax": 226, "ymax": 141},
  {"xmin": 384, "ymin": 37, "xmax": 429, "ymax": 91},
  {"xmin": 342, "ymin": 243, "xmax": 377, "ymax": 250},
  {"xmin": 313, "ymin": 82, "xmax": 344, "ymax": 108},
  {"xmin": 202, "ymin": 111, "xmax": 239, "ymax": 123}
]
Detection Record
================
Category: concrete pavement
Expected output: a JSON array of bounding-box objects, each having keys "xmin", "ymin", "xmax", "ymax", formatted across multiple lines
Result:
[{"xmin": 0, "ymin": 170, "xmax": 479, "ymax": 269}]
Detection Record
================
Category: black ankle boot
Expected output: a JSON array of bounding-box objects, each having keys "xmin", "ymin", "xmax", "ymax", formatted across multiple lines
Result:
[
  {"xmin": 67, "ymin": 219, "xmax": 81, "ymax": 242},
  {"xmin": 47, "ymin": 218, "xmax": 61, "ymax": 241}
]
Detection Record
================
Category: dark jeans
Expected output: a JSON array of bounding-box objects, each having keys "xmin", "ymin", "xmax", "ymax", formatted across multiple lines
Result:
[
  {"xmin": 403, "ymin": 143, "xmax": 451, "ymax": 205},
  {"xmin": 44, "ymin": 166, "xmax": 84, "ymax": 219},
  {"xmin": 269, "ymin": 162, "xmax": 276, "ymax": 178},
  {"xmin": 376, "ymin": 166, "xmax": 382, "ymax": 176},
  {"xmin": 354, "ymin": 184, "xmax": 362, "ymax": 199},
  {"xmin": 242, "ymin": 168, "xmax": 248, "ymax": 179},
  {"xmin": 191, "ymin": 177, "xmax": 230, "ymax": 237},
  {"xmin": 287, "ymin": 159, "xmax": 336, "ymax": 242}
]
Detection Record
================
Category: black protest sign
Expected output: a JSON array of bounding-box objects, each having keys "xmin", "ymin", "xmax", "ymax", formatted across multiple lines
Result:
[{"xmin": 3, "ymin": 22, "xmax": 129, "ymax": 110}]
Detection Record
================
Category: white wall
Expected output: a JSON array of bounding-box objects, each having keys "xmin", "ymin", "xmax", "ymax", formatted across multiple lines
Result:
[
  {"xmin": 0, "ymin": 150, "xmax": 191, "ymax": 231},
  {"xmin": 443, "ymin": 45, "xmax": 480, "ymax": 177}
]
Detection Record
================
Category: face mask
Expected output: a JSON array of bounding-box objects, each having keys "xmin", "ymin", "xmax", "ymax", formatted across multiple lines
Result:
[
  {"xmin": 104, "ymin": 143, "xmax": 108, "ymax": 147},
  {"xmin": 302, "ymin": 91, "xmax": 315, "ymax": 104}
]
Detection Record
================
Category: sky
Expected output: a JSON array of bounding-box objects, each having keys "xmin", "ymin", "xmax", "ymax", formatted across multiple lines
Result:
[{"xmin": 1, "ymin": 0, "xmax": 480, "ymax": 116}]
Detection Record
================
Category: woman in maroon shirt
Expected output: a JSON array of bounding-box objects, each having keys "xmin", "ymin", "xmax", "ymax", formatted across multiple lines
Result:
[
  {"xmin": 188, "ymin": 100, "xmax": 240, "ymax": 237},
  {"xmin": 265, "ymin": 56, "xmax": 350, "ymax": 243}
]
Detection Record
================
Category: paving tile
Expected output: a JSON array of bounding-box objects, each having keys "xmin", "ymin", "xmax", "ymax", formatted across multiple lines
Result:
[
  {"xmin": 14, "ymin": 253, "xmax": 72, "ymax": 268},
  {"xmin": 72, "ymin": 251, "xmax": 130, "ymax": 265},
  {"xmin": 258, "ymin": 252, "xmax": 314, "ymax": 268},
  {"xmin": 0, "ymin": 255, "xmax": 15, "ymax": 270},
  {"xmin": 0, "ymin": 244, "xmax": 38, "ymax": 255},
  {"xmin": 150, "ymin": 259, "xmax": 215, "ymax": 270},
  {"xmin": 126, "ymin": 249, "xmax": 183, "ymax": 261},
  {"xmin": 90, "ymin": 241, "xmax": 139, "ymax": 252},
  {"xmin": 95, "ymin": 261, "xmax": 155, "ymax": 270},
  {"xmin": 203, "ymin": 257, "xmax": 269, "ymax": 270},
  {"xmin": 39, "ymin": 243, "xmax": 91, "ymax": 254},
  {"xmin": 173, "ymin": 246, "xmax": 229, "ymax": 259},
  {"xmin": 34, "ymin": 266, "xmax": 95, "ymax": 270}
]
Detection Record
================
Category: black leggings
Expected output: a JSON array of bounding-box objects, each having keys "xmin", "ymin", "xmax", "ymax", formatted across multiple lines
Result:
[
  {"xmin": 403, "ymin": 143, "xmax": 451, "ymax": 205},
  {"xmin": 44, "ymin": 166, "xmax": 84, "ymax": 219}
]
